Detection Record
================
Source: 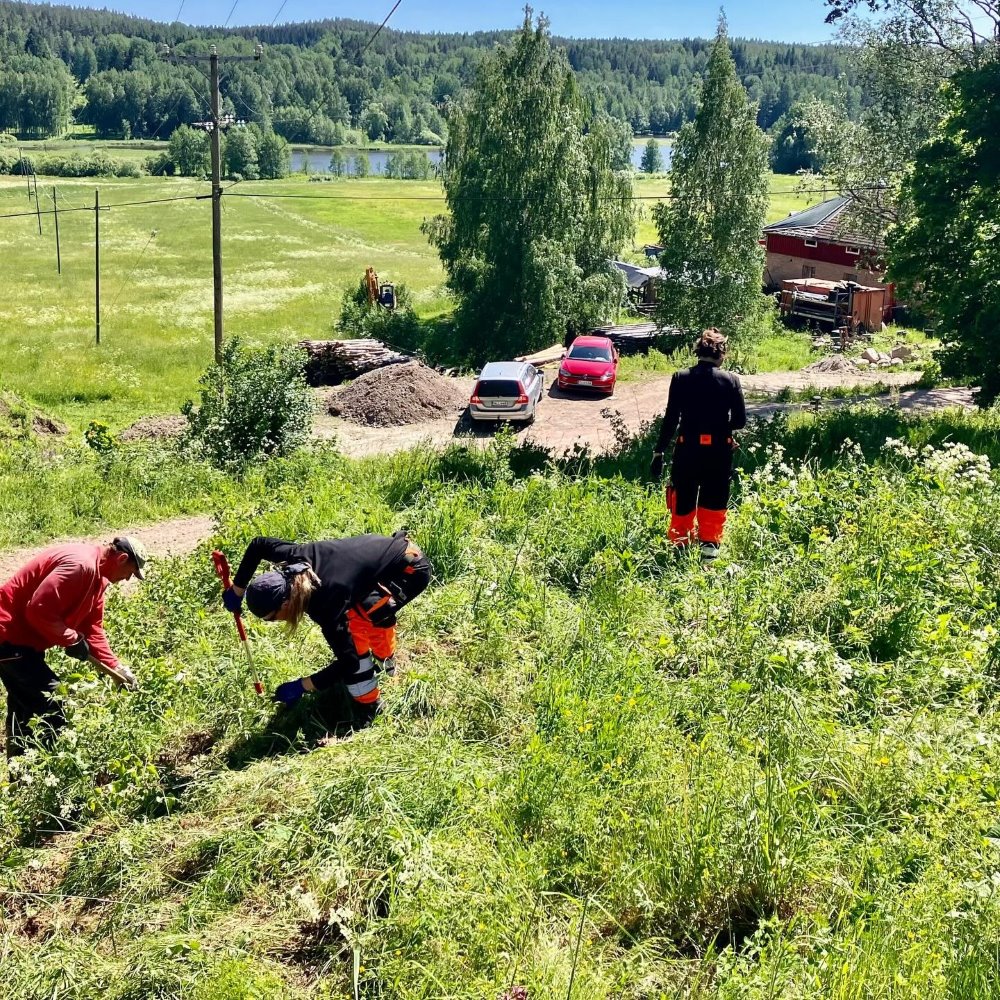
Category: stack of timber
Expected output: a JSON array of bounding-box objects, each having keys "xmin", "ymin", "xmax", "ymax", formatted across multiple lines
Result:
[{"xmin": 298, "ymin": 339, "xmax": 412, "ymax": 386}]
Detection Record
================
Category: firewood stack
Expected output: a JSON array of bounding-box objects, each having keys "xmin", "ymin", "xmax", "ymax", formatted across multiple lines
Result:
[{"xmin": 297, "ymin": 339, "xmax": 412, "ymax": 386}]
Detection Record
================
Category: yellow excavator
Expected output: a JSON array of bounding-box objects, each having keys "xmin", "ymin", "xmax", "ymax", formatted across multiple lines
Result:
[{"xmin": 364, "ymin": 266, "xmax": 397, "ymax": 311}]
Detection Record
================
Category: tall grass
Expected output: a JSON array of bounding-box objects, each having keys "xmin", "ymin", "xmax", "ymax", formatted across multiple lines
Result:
[{"xmin": 1, "ymin": 407, "xmax": 999, "ymax": 996}]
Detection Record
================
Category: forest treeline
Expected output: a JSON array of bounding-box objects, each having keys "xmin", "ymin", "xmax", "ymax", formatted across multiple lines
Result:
[{"xmin": 0, "ymin": 1, "xmax": 858, "ymax": 143}]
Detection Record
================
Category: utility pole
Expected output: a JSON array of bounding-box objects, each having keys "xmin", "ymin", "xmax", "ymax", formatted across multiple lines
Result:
[
  {"xmin": 32, "ymin": 175, "xmax": 41, "ymax": 235},
  {"xmin": 209, "ymin": 49, "xmax": 223, "ymax": 363},
  {"xmin": 95, "ymin": 189, "xmax": 102, "ymax": 345},
  {"xmin": 163, "ymin": 43, "xmax": 263, "ymax": 363},
  {"xmin": 52, "ymin": 187, "xmax": 61, "ymax": 275}
]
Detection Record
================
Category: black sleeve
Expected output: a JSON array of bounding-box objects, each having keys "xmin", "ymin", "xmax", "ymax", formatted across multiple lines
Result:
[
  {"xmin": 233, "ymin": 537, "xmax": 303, "ymax": 589},
  {"xmin": 730, "ymin": 376, "xmax": 747, "ymax": 432},
  {"xmin": 655, "ymin": 373, "xmax": 681, "ymax": 452}
]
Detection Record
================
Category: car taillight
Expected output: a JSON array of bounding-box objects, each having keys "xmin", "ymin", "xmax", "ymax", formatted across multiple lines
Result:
[
  {"xmin": 516, "ymin": 389, "xmax": 529, "ymax": 404},
  {"xmin": 470, "ymin": 385, "xmax": 481, "ymax": 405}
]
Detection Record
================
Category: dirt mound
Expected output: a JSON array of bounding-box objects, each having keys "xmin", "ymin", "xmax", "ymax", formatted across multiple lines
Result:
[
  {"xmin": 331, "ymin": 362, "xmax": 468, "ymax": 427},
  {"xmin": 0, "ymin": 394, "xmax": 67, "ymax": 437},
  {"xmin": 119, "ymin": 415, "xmax": 187, "ymax": 442},
  {"xmin": 802, "ymin": 356, "xmax": 865, "ymax": 374}
]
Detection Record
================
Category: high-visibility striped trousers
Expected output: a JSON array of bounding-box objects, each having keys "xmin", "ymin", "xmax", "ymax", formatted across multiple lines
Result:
[
  {"xmin": 308, "ymin": 545, "xmax": 432, "ymax": 706},
  {"xmin": 667, "ymin": 445, "xmax": 733, "ymax": 546}
]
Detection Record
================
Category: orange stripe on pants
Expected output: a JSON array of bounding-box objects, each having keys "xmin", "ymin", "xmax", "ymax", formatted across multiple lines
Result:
[
  {"xmin": 347, "ymin": 609, "xmax": 396, "ymax": 660},
  {"xmin": 696, "ymin": 507, "xmax": 727, "ymax": 544}
]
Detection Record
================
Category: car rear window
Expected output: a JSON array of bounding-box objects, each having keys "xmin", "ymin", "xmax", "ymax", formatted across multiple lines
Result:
[
  {"xmin": 476, "ymin": 379, "xmax": 521, "ymax": 397},
  {"xmin": 568, "ymin": 345, "xmax": 612, "ymax": 361}
]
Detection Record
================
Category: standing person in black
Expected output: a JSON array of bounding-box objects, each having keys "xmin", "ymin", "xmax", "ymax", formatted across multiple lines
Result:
[
  {"xmin": 221, "ymin": 532, "xmax": 432, "ymax": 725},
  {"xmin": 650, "ymin": 329, "xmax": 746, "ymax": 559}
]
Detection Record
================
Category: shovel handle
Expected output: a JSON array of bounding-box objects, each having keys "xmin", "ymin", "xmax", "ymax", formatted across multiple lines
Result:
[
  {"xmin": 211, "ymin": 550, "xmax": 232, "ymax": 589},
  {"xmin": 211, "ymin": 550, "xmax": 262, "ymax": 694}
]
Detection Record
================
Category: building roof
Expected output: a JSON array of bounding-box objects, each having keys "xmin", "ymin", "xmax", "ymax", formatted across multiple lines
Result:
[
  {"xmin": 612, "ymin": 259, "xmax": 664, "ymax": 289},
  {"xmin": 763, "ymin": 196, "xmax": 876, "ymax": 249}
]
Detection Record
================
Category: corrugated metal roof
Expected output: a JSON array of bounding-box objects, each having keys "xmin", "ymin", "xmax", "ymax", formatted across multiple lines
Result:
[{"xmin": 763, "ymin": 196, "xmax": 876, "ymax": 249}]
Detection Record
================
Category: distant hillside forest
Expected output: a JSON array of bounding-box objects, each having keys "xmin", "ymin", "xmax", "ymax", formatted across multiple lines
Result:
[{"xmin": 0, "ymin": 1, "xmax": 859, "ymax": 143}]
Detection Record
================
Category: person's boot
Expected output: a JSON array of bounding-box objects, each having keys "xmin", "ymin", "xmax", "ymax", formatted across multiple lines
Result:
[
  {"xmin": 700, "ymin": 542, "xmax": 721, "ymax": 561},
  {"xmin": 351, "ymin": 698, "xmax": 382, "ymax": 729}
]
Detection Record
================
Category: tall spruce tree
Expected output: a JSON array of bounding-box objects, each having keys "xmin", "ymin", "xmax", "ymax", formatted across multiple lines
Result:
[
  {"xmin": 422, "ymin": 11, "xmax": 635, "ymax": 361},
  {"xmin": 652, "ymin": 18, "xmax": 769, "ymax": 342}
]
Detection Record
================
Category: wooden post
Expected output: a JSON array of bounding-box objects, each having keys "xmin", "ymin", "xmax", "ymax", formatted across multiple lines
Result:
[
  {"xmin": 53, "ymin": 186, "xmax": 61, "ymax": 275},
  {"xmin": 20, "ymin": 148, "xmax": 30, "ymax": 199},
  {"xmin": 33, "ymin": 175, "xmax": 41, "ymax": 235},
  {"xmin": 209, "ymin": 47, "xmax": 223, "ymax": 363},
  {"xmin": 95, "ymin": 189, "xmax": 101, "ymax": 345}
]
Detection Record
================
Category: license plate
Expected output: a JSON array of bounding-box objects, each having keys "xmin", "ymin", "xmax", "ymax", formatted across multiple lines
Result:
[
  {"xmin": 490, "ymin": 401, "xmax": 511, "ymax": 408},
  {"xmin": 578, "ymin": 380, "xmax": 592, "ymax": 387}
]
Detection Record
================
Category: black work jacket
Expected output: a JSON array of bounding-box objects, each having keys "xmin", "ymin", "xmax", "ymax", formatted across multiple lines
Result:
[
  {"xmin": 655, "ymin": 362, "xmax": 747, "ymax": 453},
  {"xmin": 233, "ymin": 534, "xmax": 408, "ymax": 645}
]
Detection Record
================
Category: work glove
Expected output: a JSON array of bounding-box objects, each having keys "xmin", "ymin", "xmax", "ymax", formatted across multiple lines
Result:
[
  {"xmin": 113, "ymin": 663, "xmax": 139, "ymax": 691},
  {"xmin": 222, "ymin": 588, "xmax": 244, "ymax": 615},
  {"xmin": 65, "ymin": 635, "xmax": 90, "ymax": 662},
  {"xmin": 274, "ymin": 678, "xmax": 306, "ymax": 706},
  {"xmin": 649, "ymin": 453, "xmax": 665, "ymax": 480}
]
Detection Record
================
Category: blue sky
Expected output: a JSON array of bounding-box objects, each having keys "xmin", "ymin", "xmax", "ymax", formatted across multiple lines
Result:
[{"xmin": 56, "ymin": 0, "xmax": 840, "ymax": 44}]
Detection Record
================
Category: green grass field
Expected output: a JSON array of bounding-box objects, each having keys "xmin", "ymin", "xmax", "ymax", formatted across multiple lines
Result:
[
  {"xmin": 0, "ymin": 174, "xmax": 449, "ymax": 429},
  {"xmin": 1, "ymin": 170, "xmax": 840, "ymax": 431}
]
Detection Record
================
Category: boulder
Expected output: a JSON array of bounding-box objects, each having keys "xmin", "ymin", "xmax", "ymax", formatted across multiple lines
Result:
[
  {"xmin": 861, "ymin": 347, "xmax": 880, "ymax": 363},
  {"xmin": 890, "ymin": 344, "xmax": 916, "ymax": 361}
]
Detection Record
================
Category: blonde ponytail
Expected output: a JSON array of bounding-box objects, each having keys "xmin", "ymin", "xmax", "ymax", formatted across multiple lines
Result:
[{"xmin": 281, "ymin": 565, "xmax": 321, "ymax": 634}]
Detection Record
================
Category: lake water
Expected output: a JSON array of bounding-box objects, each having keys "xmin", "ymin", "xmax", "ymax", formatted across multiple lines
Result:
[{"xmin": 289, "ymin": 140, "xmax": 673, "ymax": 175}]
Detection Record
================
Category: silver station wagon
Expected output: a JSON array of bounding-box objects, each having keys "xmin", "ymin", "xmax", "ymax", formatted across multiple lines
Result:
[{"xmin": 468, "ymin": 361, "xmax": 545, "ymax": 423}]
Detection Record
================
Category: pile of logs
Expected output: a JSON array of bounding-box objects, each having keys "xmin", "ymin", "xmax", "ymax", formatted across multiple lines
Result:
[{"xmin": 297, "ymin": 339, "xmax": 412, "ymax": 386}]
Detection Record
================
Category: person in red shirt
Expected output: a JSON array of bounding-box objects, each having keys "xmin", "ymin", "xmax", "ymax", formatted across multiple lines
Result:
[{"xmin": 0, "ymin": 537, "xmax": 145, "ymax": 758}]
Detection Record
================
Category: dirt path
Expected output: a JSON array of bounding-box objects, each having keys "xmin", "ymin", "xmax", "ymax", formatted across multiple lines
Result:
[
  {"xmin": 316, "ymin": 369, "xmax": 967, "ymax": 458},
  {"xmin": 0, "ymin": 377, "xmax": 975, "ymax": 576},
  {"xmin": 0, "ymin": 514, "xmax": 215, "ymax": 583}
]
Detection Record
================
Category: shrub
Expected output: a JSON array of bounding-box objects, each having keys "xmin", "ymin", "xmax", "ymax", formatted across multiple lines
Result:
[{"xmin": 180, "ymin": 338, "xmax": 313, "ymax": 471}]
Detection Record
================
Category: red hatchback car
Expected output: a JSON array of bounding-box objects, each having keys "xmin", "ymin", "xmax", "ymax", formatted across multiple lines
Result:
[{"xmin": 557, "ymin": 335, "xmax": 620, "ymax": 395}]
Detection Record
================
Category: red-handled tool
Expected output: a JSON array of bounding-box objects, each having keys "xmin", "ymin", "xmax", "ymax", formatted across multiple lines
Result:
[{"xmin": 212, "ymin": 550, "xmax": 265, "ymax": 696}]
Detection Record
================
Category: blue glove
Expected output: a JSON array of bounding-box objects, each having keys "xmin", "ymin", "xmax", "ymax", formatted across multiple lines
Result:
[
  {"xmin": 222, "ymin": 588, "xmax": 243, "ymax": 614},
  {"xmin": 274, "ymin": 678, "xmax": 306, "ymax": 706}
]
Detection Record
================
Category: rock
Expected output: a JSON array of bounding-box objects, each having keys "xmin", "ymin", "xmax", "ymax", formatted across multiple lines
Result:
[
  {"xmin": 890, "ymin": 344, "xmax": 915, "ymax": 361},
  {"xmin": 861, "ymin": 347, "xmax": 880, "ymax": 363},
  {"xmin": 889, "ymin": 357, "xmax": 905, "ymax": 366},
  {"xmin": 877, "ymin": 359, "xmax": 892, "ymax": 367}
]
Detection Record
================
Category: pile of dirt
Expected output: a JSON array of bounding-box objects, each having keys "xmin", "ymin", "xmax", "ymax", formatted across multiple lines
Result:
[
  {"xmin": 330, "ymin": 361, "xmax": 468, "ymax": 427},
  {"xmin": 0, "ymin": 394, "xmax": 67, "ymax": 437},
  {"xmin": 801, "ymin": 356, "xmax": 865, "ymax": 374},
  {"xmin": 119, "ymin": 415, "xmax": 188, "ymax": 442}
]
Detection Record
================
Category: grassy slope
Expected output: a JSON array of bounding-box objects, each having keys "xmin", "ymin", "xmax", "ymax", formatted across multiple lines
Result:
[
  {"xmin": 3, "ymin": 409, "xmax": 1000, "ymax": 998},
  {"xmin": 3, "ymin": 171, "xmax": 819, "ymax": 431}
]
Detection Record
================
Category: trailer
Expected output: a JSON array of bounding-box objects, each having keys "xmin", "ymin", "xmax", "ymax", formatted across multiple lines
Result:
[{"xmin": 779, "ymin": 278, "xmax": 888, "ymax": 335}]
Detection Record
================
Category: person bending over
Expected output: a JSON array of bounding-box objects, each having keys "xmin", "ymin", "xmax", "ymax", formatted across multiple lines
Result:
[
  {"xmin": 223, "ymin": 531, "xmax": 431, "ymax": 725},
  {"xmin": 0, "ymin": 537, "xmax": 144, "ymax": 758}
]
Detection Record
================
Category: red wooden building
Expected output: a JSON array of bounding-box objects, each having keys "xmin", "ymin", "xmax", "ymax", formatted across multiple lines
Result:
[{"xmin": 762, "ymin": 196, "xmax": 894, "ymax": 312}]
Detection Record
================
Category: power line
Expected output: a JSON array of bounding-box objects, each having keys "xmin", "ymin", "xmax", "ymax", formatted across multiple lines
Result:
[
  {"xmin": 0, "ymin": 192, "xmax": 207, "ymax": 222},
  {"xmin": 270, "ymin": 0, "xmax": 290, "ymax": 26},
  {"xmin": 223, "ymin": 0, "xmax": 240, "ymax": 29},
  {"xmin": 0, "ymin": 182, "xmax": 893, "ymax": 222},
  {"xmin": 361, "ymin": 0, "xmax": 404, "ymax": 57}
]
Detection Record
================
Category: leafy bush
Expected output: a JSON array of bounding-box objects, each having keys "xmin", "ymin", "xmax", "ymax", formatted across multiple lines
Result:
[{"xmin": 180, "ymin": 338, "xmax": 313, "ymax": 471}]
